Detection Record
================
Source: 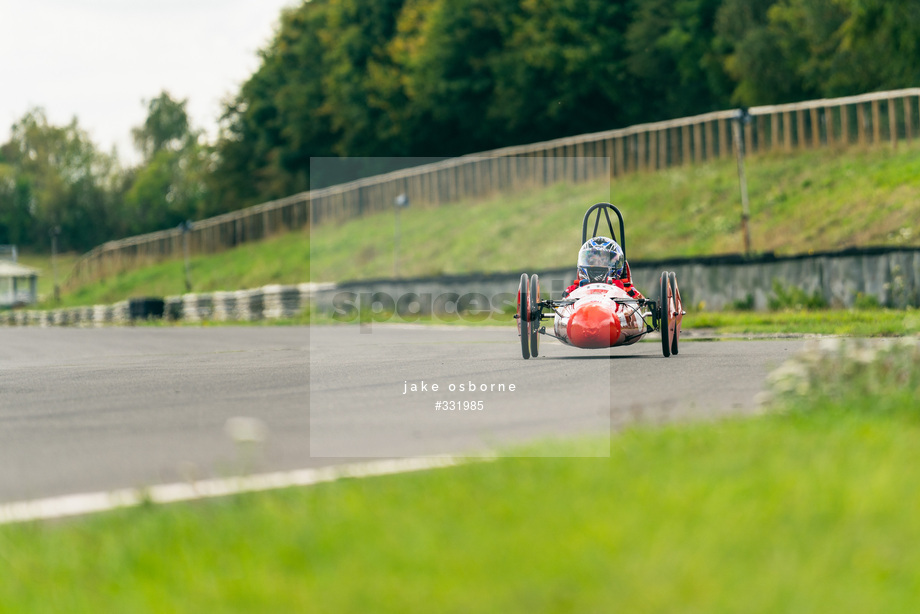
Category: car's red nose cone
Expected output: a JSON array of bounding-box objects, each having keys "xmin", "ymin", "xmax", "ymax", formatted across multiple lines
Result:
[{"xmin": 567, "ymin": 302, "xmax": 621, "ymax": 348}]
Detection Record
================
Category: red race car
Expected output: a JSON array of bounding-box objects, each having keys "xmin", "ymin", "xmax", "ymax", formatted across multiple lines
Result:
[{"xmin": 516, "ymin": 203, "xmax": 684, "ymax": 359}]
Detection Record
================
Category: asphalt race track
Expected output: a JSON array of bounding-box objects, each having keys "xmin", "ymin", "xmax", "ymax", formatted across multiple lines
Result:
[{"xmin": 0, "ymin": 325, "xmax": 806, "ymax": 503}]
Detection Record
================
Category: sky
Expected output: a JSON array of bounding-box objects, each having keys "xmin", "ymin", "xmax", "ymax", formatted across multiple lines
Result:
[{"xmin": 0, "ymin": 0, "xmax": 299, "ymax": 164}]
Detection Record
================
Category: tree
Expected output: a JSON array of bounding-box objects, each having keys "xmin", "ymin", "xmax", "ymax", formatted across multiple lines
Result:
[
  {"xmin": 626, "ymin": 0, "xmax": 732, "ymax": 119},
  {"xmin": 833, "ymin": 0, "xmax": 920, "ymax": 93},
  {"xmin": 0, "ymin": 160, "xmax": 32, "ymax": 246},
  {"xmin": 0, "ymin": 108, "xmax": 122, "ymax": 252},
  {"xmin": 132, "ymin": 92, "xmax": 193, "ymax": 161},
  {"xmin": 713, "ymin": 0, "xmax": 801, "ymax": 105},
  {"xmin": 125, "ymin": 91, "xmax": 213, "ymax": 231},
  {"xmin": 212, "ymin": 1, "xmax": 336, "ymax": 209}
]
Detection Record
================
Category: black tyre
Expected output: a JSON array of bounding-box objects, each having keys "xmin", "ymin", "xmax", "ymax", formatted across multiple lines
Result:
[
  {"xmin": 669, "ymin": 272, "xmax": 681, "ymax": 355},
  {"xmin": 518, "ymin": 273, "xmax": 531, "ymax": 359},
  {"xmin": 529, "ymin": 274, "xmax": 541, "ymax": 358},
  {"xmin": 660, "ymin": 271, "xmax": 672, "ymax": 358}
]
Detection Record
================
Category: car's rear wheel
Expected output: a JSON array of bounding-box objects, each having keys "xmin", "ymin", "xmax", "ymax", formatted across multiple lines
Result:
[
  {"xmin": 669, "ymin": 271, "xmax": 682, "ymax": 355},
  {"xmin": 660, "ymin": 271, "xmax": 672, "ymax": 358},
  {"xmin": 529, "ymin": 274, "xmax": 541, "ymax": 358},
  {"xmin": 518, "ymin": 273, "xmax": 531, "ymax": 359}
]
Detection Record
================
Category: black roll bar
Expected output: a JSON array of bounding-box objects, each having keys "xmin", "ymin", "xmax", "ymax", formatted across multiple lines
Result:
[{"xmin": 581, "ymin": 203, "xmax": 626, "ymax": 256}]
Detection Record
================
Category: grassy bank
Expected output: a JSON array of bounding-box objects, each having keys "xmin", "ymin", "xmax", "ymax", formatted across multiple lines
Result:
[
  {"xmin": 309, "ymin": 142, "xmax": 920, "ymax": 283},
  {"xmin": 2, "ymin": 340, "xmax": 919, "ymax": 612},
  {"xmin": 37, "ymin": 229, "xmax": 311, "ymax": 308},
  {"xmin": 40, "ymin": 141, "xmax": 920, "ymax": 307}
]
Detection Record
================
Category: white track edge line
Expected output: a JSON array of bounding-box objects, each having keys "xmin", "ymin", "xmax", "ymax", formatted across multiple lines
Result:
[{"xmin": 0, "ymin": 455, "xmax": 485, "ymax": 525}]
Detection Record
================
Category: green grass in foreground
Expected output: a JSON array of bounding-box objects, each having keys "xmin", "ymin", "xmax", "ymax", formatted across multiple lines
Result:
[
  {"xmin": 45, "ymin": 141, "xmax": 920, "ymax": 306},
  {"xmin": 2, "ymin": 342, "xmax": 920, "ymax": 612}
]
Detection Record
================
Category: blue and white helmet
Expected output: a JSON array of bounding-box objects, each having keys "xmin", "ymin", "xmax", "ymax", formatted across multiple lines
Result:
[{"xmin": 577, "ymin": 236, "xmax": 624, "ymax": 282}]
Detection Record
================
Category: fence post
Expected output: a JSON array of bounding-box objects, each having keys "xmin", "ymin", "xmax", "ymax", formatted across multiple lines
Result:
[
  {"xmin": 842, "ymin": 104, "xmax": 851, "ymax": 144},
  {"xmin": 660, "ymin": 129, "xmax": 669, "ymax": 169},
  {"xmin": 645, "ymin": 130, "xmax": 655, "ymax": 171},
  {"xmin": 888, "ymin": 96, "xmax": 898, "ymax": 148},
  {"xmin": 871, "ymin": 99, "xmax": 880, "ymax": 144},
  {"xmin": 768, "ymin": 113, "xmax": 777, "ymax": 151},
  {"xmin": 857, "ymin": 103, "xmax": 867, "ymax": 145},
  {"xmin": 691, "ymin": 122, "xmax": 701, "ymax": 162},
  {"xmin": 810, "ymin": 107, "xmax": 820, "ymax": 147},
  {"xmin": 906, "ymin": 96, "xmax": 914, "ymax": 140},
  {"xmin": 705, "ymin": 119, "xmax": 715, "ymax": 160},
  {"xmin": 636, "ymin": 132, "xmax": 646, "ymax": 172},
  {"xmin": 731, "ymin": 110, "xmax": 752, "ymax": 255}
]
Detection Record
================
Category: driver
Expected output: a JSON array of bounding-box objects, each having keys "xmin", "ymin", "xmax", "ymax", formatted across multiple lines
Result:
[{"xmin": 562, "ymin": 236, "xmax": 644, "ymax": 299}]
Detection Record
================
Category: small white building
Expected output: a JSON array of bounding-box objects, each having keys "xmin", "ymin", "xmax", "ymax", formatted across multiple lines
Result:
[{"xmin": 0, "ymin": 260, "xmax": 40, "ymax": 307}]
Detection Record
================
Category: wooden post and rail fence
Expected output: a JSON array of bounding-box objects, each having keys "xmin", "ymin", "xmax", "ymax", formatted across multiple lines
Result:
[{"xmin": 66, "ymin": 88, "xmax": 920, "ymax": 287}]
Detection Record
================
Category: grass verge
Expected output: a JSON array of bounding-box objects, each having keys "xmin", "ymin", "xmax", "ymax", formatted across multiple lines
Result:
[
  {"xmin": 304, "ymin": 306, "xmax": 920, "ymax": 337},
  {"xmin": 684, "ymin": 308, "xmax": 920, "ymax": 336},
  {"xmin": 2, "ymin": 341, "xmax": 920, "ymax": 612}
]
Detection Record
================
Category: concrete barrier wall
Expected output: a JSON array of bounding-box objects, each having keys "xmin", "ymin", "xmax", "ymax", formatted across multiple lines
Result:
[
  {"xmin": 2, "ymin": 248, "xmax": 918, "ymax": 327},
  {"xmin": 628, "ymin": 248, "xmax": 920, "ymax": 310},
  {"xmin": 311, "ymin": 247, "xmax": 920, "ymax": 315}
]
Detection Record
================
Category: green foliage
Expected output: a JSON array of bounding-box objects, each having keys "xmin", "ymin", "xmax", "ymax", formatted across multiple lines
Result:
[
  {"xmin": 716, "ymin": 0, "xmax": 920, "ymax": 105},
  {"xmin": 765, "ymin": 339, "xmax": 920, "ymax": 416},
  {"xmin": 768, "ymin": 278, "xmax": 828, "ymax": 311},
  {"xmin": 132, "ymin": 92, "xmax": 193, "ymax": 160},
  {"xmin": 854, "ymin": 292, "xmax": 881, "ymax": 310},
  {"xmin": 0, "ymin": 109, "xmax": 125, "ymax": 252},
  {"xmin": 125, "ymin": 93, "xmax": 214, "ymax": 230},
  {"xmin": 627, "ymin": 0, "xmax": 732, "ymax": 117},
  {"xmin": 0, "ymin": 94, "xmax": 214, "ymax": 253},
  {"xmin": 726, "ymin": 293, "xmax": 755, "ymax": 311}
]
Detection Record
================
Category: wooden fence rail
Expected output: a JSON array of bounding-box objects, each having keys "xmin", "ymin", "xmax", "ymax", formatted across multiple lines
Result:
[{"xmin": 66, "ymin": 88, "xmax": 920, "ymax": 286}]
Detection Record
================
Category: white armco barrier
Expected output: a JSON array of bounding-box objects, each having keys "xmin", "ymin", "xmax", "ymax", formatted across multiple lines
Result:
[
  {"xmin": 112, "ymin": 300, "xmax": 130, "ymax": 324},
  {"xmin": 52, "ymin": 309, "xmax": 68, "ymax": 326},
  {"xmin": 92, "ymin": 305, "xmax": 109, "ymax": 327},
  {"xmin": 182, "ymin": 293, "xmax": 213, "ymax": 323},
  {"xmin": 79, "ymin": 306, "xmax": 94, "ymax": 327},
  {"xmin": 262, "ymin": 284, "xmax": 302, "ymax": 320},
  {"xmin": 0, "ymin": 284, "xmax": 300, "ymax": 326},
  {"xmin": 211, "ymin": 291, "xmax": 237, "ymax": 322},
  {"xmin": 234, "ymin": 289, "xmax": 264, "ymax": 321}
]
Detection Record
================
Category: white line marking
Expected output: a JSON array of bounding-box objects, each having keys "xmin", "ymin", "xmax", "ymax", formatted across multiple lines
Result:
[{"xmin": 0, "ymin": 456, "xmax": 475, "ymax": 525}]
